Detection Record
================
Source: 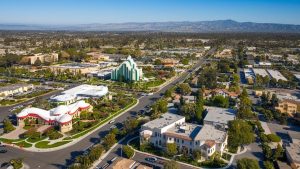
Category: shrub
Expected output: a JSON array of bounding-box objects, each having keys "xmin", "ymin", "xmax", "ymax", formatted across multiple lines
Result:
[
  {"xmin": 267, "ymin": 134, "xmax": 281, "ymax": 142},
  {"xmin": 122, "ymin": 145, "xmax": 134, "ymax": 159},
  {"xmin": 44, "ymin": 128, "xmax": 63, "ymax": 140},
  {"xmin": 10, "ymin": 158, "xmax": 23, "ymax": 169},
  {"xmin": 237, "ymin": 158, "xmax": 259, "ymax": 169}
]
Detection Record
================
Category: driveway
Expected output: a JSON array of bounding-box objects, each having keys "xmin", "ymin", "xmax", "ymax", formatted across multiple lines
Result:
[
  {"xmin": 1, "ymin": 126, "xmax": 26, "ymax": 139},
  {"xmin": 232, "ymin": 139, "xmax": 264, "ymax": 168}
]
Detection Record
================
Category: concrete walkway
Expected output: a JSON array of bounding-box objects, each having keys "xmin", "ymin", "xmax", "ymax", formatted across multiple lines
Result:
[
  {"xmin": 1, "ymin": 126, "xmax": 26, "ymax": 139},
  {"xmin": 2, "ymin": 99, "xmax": 139, "ymax": 152},
  {"xmin": 126, "ymin": 136, "xmax": 248, "ymax": 169}
]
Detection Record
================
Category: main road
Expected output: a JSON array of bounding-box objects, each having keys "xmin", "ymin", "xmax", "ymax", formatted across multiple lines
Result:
[{"xmin": 0, "ymin": 52, "xmax": 210, "ymax": 169}]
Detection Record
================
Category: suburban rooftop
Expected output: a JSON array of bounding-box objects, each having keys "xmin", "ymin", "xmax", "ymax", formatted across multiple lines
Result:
[
  {"xmin": 204, "ymin": 106, "xmax": 236, "ymax": 125},
  {"xmin": 142, "ymin": 112, "xmax": 185, "ymax": 129}
]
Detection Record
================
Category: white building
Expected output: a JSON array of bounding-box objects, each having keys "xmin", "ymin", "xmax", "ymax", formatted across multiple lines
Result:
[
  {"xmin": 50, "ymin": 84, "xmax": 108, "ymax": 105},
  {"xmin": 17, "ymin": 100, "xmax": 92, "ymax": 133},
  {"xmin": 140, "ymin": 113, "xmax": 228, "ymax": 158},
  {"xmin": 0, "ymin": 84, "xmax": 34, "ymax": 98}
]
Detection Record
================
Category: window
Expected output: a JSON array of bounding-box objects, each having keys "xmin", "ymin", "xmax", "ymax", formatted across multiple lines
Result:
[{"xmin": 182, "ymin": 140, "xmax": 184, "ymax": 144}]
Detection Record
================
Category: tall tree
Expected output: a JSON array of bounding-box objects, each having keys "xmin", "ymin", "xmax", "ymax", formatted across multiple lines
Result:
[
  {"xmin": 228, "ymin": 120, "xmax": 255, "ymax": 149},
  {"xmin": 237, "ymin": 88, "xmax": 254, "ymax": 119}
]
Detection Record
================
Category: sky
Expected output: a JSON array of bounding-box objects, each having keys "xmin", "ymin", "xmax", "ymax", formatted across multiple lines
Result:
[{"xmin": 0, "ymin": 0, "xmax": 300, "ymax": 25}]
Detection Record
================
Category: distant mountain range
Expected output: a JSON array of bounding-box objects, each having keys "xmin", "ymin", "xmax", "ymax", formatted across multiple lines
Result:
[{"xmin": 1, "ymin": 20, "xmax": 300, "ymax": 33}]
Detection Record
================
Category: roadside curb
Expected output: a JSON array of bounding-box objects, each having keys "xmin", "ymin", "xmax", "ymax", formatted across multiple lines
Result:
[
  {"xmin": 89, "ymin": 137, "xmax": 127, "ymax": 169},
  {"xmin": 126, "ymin": 136, "xmax": 239, "ymax": 169},
  {"xmin": 3, "ymin": 99, "xmax": 139, "ymax": 152}
]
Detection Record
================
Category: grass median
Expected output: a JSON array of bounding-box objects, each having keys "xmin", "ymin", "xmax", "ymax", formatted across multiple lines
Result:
[
  {"xmin": 15, "ymin": 141, "xmax": 32, "ymax": 148},
  {"xmin": 35, "ymin": 140, "xmax": 72, "ymax": 149},
  {"xmin": 64, "ymin": 99, "xmax": 138, "ymax": 140}
]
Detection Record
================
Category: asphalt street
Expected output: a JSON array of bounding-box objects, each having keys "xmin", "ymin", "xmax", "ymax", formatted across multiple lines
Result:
[{"xmin": 0, "ymin": 55, "xmax": 207, "ymax": 169}]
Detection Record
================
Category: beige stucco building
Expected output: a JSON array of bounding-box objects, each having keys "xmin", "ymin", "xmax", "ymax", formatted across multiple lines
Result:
[{"xmin": 275, "ymin": 99, "xmax": 298, "ymax": 116}]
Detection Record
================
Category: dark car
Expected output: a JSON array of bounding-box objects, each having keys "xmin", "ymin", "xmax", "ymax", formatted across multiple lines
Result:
[{"xmin": 0, "ymin": 149, "xmax": 7, "ymax": 153}]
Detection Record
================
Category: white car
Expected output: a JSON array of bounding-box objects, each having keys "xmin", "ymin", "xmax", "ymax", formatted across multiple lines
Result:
[
  {"xmin": 109, "ymin": 120, "xmax": 115, "ymax": 124},
  {"xmin": 147, "ymin": 92, "xmax": 154, "ymax": 96}
]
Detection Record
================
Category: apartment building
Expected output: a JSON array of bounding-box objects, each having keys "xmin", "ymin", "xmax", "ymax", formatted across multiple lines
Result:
[
  {"xmin": 140, "ymin": 112, "xmax": 228, "ymax": 158},
  {"xmin": 275, "ymin": 99, "xmax": 298, "ymax": 116}
]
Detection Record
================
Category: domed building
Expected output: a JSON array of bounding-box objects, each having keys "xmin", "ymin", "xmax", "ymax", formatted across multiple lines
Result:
[
  {"xmin": 16, "ymin": 100, "xmax": 92, "ymax": 133},
  {"xmin": 111, "ymin": 56, "xmax": 143, "ymax": 82}
]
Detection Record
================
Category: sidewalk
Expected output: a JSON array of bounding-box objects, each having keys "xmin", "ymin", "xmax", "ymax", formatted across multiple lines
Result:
[
  {"xmin": 127, "ymin": 136, "xmax": 248, "ymax": 169},
  {"xmin": 2, "ymin": 99, "xmax": 139, "ymax": 152}
]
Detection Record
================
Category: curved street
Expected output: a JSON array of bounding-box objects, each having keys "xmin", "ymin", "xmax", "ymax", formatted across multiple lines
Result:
[{"xmin": 0, "ymin": 55, "xmax": 208, "ymax": 169}]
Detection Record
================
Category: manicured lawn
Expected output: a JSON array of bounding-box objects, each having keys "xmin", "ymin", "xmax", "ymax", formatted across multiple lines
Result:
[
  {"xmin": 35, "ymin": 140, "xmax": 72, "ymax": 148},
  {"xmin": 67, "ymin": 99, "xmax": 137, "ymax": 140},
  {"xmin": 0, "ymin": 99, "xmax": 25, "ymax": 106},
  {"xmin": 26, "ymin": 136, "xmax": 47, "ymax": 143},
  {"xmin": 0, "ymin": 138, "xmax": 24, "ymax": 144},
  {"xmin": 14, "ymin": 141, "xmax": 32, "ymax": 148}
]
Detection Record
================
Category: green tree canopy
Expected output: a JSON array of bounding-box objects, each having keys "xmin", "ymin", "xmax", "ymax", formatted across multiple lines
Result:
[
  {"xmin": 237, "ymin": 158, "xmax": 259, "ymax": 169},
  {"xmin": 228, "ymin": 120, "xmax": 255, "ymax": 149}
]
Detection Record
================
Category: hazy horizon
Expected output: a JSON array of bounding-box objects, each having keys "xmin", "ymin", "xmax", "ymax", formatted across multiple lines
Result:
[{"xmin": 0, "ymin": 0, "xmax": 300, "ymax": 25}]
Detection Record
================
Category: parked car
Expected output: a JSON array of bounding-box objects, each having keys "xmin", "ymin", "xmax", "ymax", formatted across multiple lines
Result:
[
  {"xmin": 109, "ymin": 120, "xmax": 115, "ymax": 124},
  {"xmin": 110, "ymin": 125, "xmax": 116, "ymax": 130},
  {"xmin": 145, "ymin": 157, "xmax": 158, "ymax": 163},
  {"xmin": 0, "ymin": 149, "xmax": 7, "ymax": 153},
  {"xmin": 109, "ymin": 157, "xmax": 118, "ymax": 164}
]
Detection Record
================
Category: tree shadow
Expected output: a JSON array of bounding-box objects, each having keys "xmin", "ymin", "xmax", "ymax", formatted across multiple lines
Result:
[
  {"xmin": 89, "ymin": 137, "xmax": 100, "ymax": 144},
  {"xmin": 51, "ymin": 163, "xmax": 67, "ymax": 169}
]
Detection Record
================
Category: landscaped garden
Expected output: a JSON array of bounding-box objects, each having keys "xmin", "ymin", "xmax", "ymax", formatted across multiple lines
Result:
[
  {"xmin": 129, "ymin": 137, "xmax": 228, "ymax": 168},
  {"xmin": 0, "ymin": 92, "xmax": 138, "ymax": 150}
]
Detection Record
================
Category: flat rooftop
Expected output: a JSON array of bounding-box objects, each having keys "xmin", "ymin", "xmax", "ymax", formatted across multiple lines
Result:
[
  {"xmin": 195, "ymin": 125, "xmax": 227, "ymax": 143},
  {"xmin": 204, "ymin": 106, "xmax": 236, "ymax": 125},
  {"xmin": 142, "ymin": 112, "xmax": 185, "ymax": 129},
  {"xmin": 164, "ymin": 123, "xmax": 201, "ymax": 141},
  {"xmin": 0, "ymin": 83, "xmax": 32, "ymax": 92},
  {"xmin": 252, "ymin": 68, "xmax": 269, "ymax": 77},
  {"xmin": 55, "ymin": 62, "xmax": 99, "ymax": 68},
  {"xmin": 266, "ymin": 69, "xmax": 287, "ymax": 81},
  {"xmin": 286, "ymin": 142, "xmax": 300, "ymax": 163}
]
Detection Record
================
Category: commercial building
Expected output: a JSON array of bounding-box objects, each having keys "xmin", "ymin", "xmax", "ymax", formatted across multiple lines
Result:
[
  {"xmin": 140, "ymin": 112, "xmax": 228, "ymax": 159},
  {"xmin": 0, "ymin": 84, "xmax": 34, "ymax": 98},
  {"xmin": 50, "ymin": 62, "xmax": 100, "ymax": 75},
  {"xmin": 252, "ymin": 68, "xmax": 269, "ymax": 77},
  {"xmin": 16, "ymin": 100, "xmax": 92, "ymax": 133},
  {"xmin": 87, "ymin": 69, "xmax": 112, "ymax": 80},
  {"xmin": 266, "ymin": 69, "xmax": 287, "ymax": 81},
  {"xmin": 50, "ymin": 85, "xmax": 108, "ymax": 105},
  {"xmin": 243, "ymin": 68, "xmax": 287, "ymax": 84},
  {"xmin": 21, "ymin": 53, "xmax": 58, "ymax": 65},
  {"xmin": 111, "ymin": 56, "xmax": 143, "ymax": 82}
]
